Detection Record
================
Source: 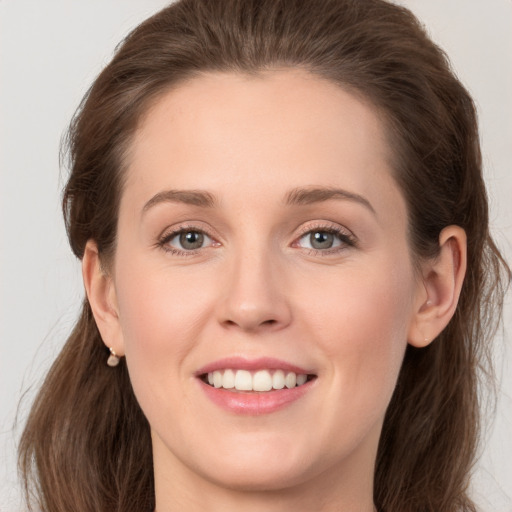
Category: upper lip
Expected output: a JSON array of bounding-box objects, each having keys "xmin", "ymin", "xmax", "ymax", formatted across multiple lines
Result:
[{"xmin": 195, "ymin": 356, "xmax": 314, "ymax": 376}]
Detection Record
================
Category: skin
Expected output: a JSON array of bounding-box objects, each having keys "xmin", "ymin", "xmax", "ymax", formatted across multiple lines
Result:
[{"xmin": 83, "ymin": 70, "xmax": 466, "ymax": 512}]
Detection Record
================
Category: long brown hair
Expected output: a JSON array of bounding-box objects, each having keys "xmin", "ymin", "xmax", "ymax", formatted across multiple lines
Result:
[{"xmin": 19, "ymin": 1, "xmax": 510, "ymax": 511}]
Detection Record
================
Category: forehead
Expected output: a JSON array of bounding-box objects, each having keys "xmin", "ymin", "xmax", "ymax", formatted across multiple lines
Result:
[{"xmin": 123, "ymin": 69, "xmax": 403, "ymax": 222}]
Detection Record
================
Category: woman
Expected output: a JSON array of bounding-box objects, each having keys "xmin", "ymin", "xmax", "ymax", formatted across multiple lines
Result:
[{"xmin": 18, "ymin": 0, "xmax": 510, "ymax": 511}]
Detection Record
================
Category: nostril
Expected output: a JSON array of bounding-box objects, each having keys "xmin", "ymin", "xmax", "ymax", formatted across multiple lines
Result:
[{"xmin": 222, "ymin": 317, "xmax": 279, "ymax": 330}]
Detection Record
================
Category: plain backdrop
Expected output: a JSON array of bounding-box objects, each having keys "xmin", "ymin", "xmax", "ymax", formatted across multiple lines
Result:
[{"xmin": 1, "ymin": 1, "xmax": 511, "ymax": 511}]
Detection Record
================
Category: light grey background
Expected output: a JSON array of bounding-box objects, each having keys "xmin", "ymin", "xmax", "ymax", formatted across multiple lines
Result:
[{"xmin": 1, "ymin": 1, "xmax": 511, "ymax": 511}]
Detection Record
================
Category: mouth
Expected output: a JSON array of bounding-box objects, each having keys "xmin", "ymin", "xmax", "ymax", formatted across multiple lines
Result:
[
  {"xmin": 200, "ymin": 368, "xmax": 316, "ymax": 392},
  {"xmin": 196, "ymin": 358, "xmax": 317, "ymax": 415}
]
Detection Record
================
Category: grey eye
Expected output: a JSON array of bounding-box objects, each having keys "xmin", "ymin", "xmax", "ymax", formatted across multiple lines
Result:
[
  {"xmin": 179, "ymin": 231, "xmax": 205, "ymax": 250},
  {"xmin": 167, "ymin": 230, "xmax": 211, "ymax": 250},
  {"xmin": 309, "ymin": 231, "xmax": 335, "ymax": 249},
  {"xmin": 298, "ymin": 230, "xmax": 345, "ymax": 251}
]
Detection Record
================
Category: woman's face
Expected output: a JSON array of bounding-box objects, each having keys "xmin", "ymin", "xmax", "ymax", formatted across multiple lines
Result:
[{"xmin": 109, "ymin": 70, "xmax": 424, "ymax": 496}]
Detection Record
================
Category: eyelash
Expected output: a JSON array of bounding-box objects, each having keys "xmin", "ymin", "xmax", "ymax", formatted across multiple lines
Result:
[
  {"xmin": 156, "ymin": 223, "xmax": 357, "ymax": 257},
  {"xmin": 294, "ymin": 223, "xmax": 357, "ymax": 256},
  {"xmin": 156, "ymin": 224, "xmax": 215, "ymax": 256}
]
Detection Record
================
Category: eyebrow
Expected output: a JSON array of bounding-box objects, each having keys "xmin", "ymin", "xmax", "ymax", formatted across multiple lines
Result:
[
  {"xmin": 142, "ymin": 189, "xmax": 216, "ymax": 214},
  {"xmin": 142, "ymin": 186, "xmax": 376, "ymax": 216},
  {"xmin": 285, "ymin": 186, "xmax": 376, "ymax": 215}
]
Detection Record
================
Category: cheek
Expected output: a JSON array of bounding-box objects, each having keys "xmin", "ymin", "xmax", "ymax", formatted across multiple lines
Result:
[
  {"xmin": 301, "ymin": 257, "xmax": 415, "ymax": 401},
  {"xmin": 115, "ymin": 255, "xmax": 209, "ymax": 340},
  {"xmin": 112, "ymin": 258, "xmax": 214, "ymax": 398}
]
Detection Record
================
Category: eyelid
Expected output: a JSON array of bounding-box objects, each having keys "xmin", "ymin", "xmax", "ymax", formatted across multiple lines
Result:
[
  {"xmin": 295, "ymin": 220, "xmax": 354, "ymax": 238},
  {"xmin": 292, "ymin": 221, "xmax": 357, "ymax": 253},
  {"xmin": 154, "ymin": 220, "xmax": 357, "ymax": 256},
  {"xmin": 156, "ymin": 223, "xmax": 220, "ymax": 255}
]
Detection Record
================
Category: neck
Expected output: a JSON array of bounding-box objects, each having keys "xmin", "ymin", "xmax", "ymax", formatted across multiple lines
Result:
[{"xmin": 155, "ymin": 480, "xmax": 376, "ymax": 512}]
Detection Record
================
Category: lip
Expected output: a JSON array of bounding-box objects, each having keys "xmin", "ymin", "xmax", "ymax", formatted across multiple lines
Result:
[
  {"xmin": 195, "ymin": 356, "xmax": 313, "ymax": 376},
  {"xmin": 195, "ymin": 357, "xmax": 316, "ymax": 415}
]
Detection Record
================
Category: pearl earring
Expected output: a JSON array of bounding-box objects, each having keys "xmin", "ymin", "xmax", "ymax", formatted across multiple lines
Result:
[{"xmin": 107, "ymin": 347, "xmax": 120, "ymax": 367}]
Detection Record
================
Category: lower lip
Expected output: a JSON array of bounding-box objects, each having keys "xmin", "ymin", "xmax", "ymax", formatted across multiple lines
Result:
[{"xmin": 198, "ymin": 379, "xmax": 315, "ymax": 415}]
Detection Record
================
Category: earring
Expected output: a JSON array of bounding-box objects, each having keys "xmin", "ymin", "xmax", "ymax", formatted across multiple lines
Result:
[{"xmin": 107, "ymin": 347, "xmax": 120, "ymax": 367}]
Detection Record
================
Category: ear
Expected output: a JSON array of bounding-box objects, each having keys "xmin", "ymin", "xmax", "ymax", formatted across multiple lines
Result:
[
  {"xmin": 408, "ymin": 226, "xmax": 467, "ymax": 348},
  {"xmin": 82, "ymin": 240, "xmax": 125, "ymax": 356}
]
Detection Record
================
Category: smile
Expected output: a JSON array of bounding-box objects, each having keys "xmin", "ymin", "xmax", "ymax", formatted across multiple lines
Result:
[
  {"xmin": 196, "ymin": 358, "xmax": 317, "ymax": 414},
  {"xmin": 203, "ymin": 369, "xmax": 313, "ymax": 391}
]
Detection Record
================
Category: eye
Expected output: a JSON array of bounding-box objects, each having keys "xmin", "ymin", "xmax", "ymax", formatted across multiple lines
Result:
[
  {"xmin": 295, "ymin": 227, "xmax": 355, "ymax": 252},
  {"xmin": 175, "ymin": 230, "xmax": 208, "ymax": 250},
  {"xmin": 302, "ymin": 231, "xmax": 338, "ymax": 250},
  {"xmin": 159, "ymin": 228, "xmax": 214, "ymax": 253}
]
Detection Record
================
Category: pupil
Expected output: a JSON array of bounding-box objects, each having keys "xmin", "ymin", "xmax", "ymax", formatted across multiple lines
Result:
[
  {"xmin": 180, "ymin": 231, "xmax": 204, "ymax": 249},
  {"xmin": 311, "ymin": 231, "xmax": 333, "ymax": 249}
]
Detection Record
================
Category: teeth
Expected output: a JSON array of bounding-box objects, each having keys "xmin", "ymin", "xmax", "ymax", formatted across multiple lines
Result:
[
  {"xmin": 285, "ymin": 372, "xmax": 296, "ymax": 389},
  {"xmin": 213, "ymin": 370, "xmax": 223, "ymax": 388},
  {"xmin": 272, "ymin": 369, "xmax": 285, "ymax": 390},
  {"xmin": 296, "ymin": 373, "xmax": 307, "ymax": 386},
  {"xmin": 253, "ymin": 370, "xmax": 273, "ymax": 392},
  {"xmin": 205, "ymin": 369, "xmax": 310, "ymax": 391},
  {"xmin": 234, "ymin": 370, "xmax": 252, "ymax": 391},
  {"xmin": 222, "ymin": 369, "xmax": 235, "ymax": 389}
]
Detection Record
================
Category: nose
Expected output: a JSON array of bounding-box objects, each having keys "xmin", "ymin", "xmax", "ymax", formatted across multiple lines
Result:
[{"xmin": 217, "ymin": 245, "xmax": 292, "ymax": 334}]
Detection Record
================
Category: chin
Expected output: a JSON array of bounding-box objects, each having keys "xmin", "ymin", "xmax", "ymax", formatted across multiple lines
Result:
[
  {"xmin": 189, "ymin": 434, "xmax": 322, "ymax": 492},
  {"xmin": 200, "ymin": 459, "xmax": 313, "ymax": 493}
]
